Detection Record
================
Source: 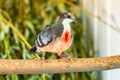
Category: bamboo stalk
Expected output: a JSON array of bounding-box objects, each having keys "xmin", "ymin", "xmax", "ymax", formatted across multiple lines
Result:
[{"xmin": 0, "ymin": 55, "xmax": 120, "ymax": 74}]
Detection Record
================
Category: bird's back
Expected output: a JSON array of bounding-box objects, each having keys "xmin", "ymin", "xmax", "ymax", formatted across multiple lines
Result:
[{"xmin": 35, "ymin": 23, "xmax": 64, "ymax": 47}]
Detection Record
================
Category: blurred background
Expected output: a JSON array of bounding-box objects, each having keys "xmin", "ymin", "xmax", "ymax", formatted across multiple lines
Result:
[
  {"xmin": 1, "ymin": 0, "xmax": 120, "ymax": 80},
  {"xmin": 0, "ymin": 0, "xmax": 95, "ymax": 80},
  {"xmin": 83, "ymin": 0, "xmax": 120, "ymax": 80}
]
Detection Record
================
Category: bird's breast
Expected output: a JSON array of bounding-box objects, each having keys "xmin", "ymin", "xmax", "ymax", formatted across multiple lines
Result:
[
  {"xmin": 61, "ymin": 30, "xmax": 72, "ymax": 43},
  {"xmin": 36, "ymin": 30, "xmax": 73, "ymax": 53}
]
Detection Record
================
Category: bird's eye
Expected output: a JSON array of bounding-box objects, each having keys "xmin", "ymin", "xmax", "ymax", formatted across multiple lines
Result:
[{"xmin": 67, "ymin": 15, "xmax": 71, "ymax": 18}]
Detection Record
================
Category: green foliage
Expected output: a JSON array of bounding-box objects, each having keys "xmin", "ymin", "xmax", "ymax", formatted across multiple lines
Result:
[{"xmin": 0, "ymin": 0, "xmax": 96, "ymax": 80}]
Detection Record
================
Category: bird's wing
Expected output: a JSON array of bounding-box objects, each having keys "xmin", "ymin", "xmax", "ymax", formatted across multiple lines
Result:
[{"xmin": 34, "ymin": 23, "xmax": 63, "ymax": 47}]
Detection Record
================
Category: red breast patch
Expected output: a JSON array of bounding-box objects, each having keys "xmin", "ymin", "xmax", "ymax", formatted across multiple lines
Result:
[{"xmin": 62, "ymin": 31, "xmax": 71, "ymax": 43}]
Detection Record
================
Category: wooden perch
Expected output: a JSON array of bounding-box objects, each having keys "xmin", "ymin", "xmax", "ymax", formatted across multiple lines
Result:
[{"xmin": 0, "ymin": 55, "xmax": 120, "ymax": 74}]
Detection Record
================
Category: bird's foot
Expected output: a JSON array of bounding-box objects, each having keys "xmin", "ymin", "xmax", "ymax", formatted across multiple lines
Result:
[
  {"xmin": 40, "ymin": 52, "xmax": 46, "ymax": 68},
  {"xmin": 41, "ymin": 56, "xmax": 45, "ymax": 68},
  {"xmin": 59, "ymin": 53, "xmax": 73, "ymax": 66}
]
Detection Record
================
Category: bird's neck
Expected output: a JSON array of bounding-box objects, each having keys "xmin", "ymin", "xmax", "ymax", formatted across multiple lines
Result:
[
  {"xmin": 60, "ymin": 19, "xmax": 72, "ymax": 43},
  {"xmin": 62, "ymin": 19, "xmax": 72, "ymax": 31}
]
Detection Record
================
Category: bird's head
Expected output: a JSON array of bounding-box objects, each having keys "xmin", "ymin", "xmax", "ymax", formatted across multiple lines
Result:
[{"xmin": 59, "ymin": 12, "xmax": 76, "ymax": 24}]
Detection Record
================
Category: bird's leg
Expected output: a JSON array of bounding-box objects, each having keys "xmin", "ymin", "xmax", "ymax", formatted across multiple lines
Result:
[
  {"xmin": 42, "ymin": 52, "xmax": 46, "ymax": 60},
  {"xmin": 58, "ymin": 53, "xmax": 73, "ymax": 65},
  {"xmin": 41, "ymin": 52, "xmax": 46, "ymax": 67}
]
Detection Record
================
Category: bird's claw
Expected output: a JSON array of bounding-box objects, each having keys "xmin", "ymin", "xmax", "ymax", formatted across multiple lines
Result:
[
  {"xmin": 41, "ymin": 56, "xmax": 45, "ymax": 68},
  {"xmin": 58, "ymin": 53, "xmax": 73, "ymax": 66},
  {"xmin": 65, "ymin": 56, "xmax": 73, "ymax": 66}
]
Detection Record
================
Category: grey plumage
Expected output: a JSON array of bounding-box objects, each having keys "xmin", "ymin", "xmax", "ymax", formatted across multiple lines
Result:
[{"xmin": 35, "ymin": 22, "xmax": 64, "ymax": 47}]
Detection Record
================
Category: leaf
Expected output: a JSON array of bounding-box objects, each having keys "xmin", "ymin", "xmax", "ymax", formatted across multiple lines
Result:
[
  {"xmin": 25, "ymin": 20, "xmax": 36, "ymax": 34},
  {"xmin": 0, "ymin": 30, "xmax": 5, "ymax": 41}
]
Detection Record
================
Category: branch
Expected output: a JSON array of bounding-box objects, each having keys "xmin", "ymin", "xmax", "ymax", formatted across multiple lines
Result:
[{"xmin": 0, "ymin": 55, "xmax": 120, "ymax": 74}]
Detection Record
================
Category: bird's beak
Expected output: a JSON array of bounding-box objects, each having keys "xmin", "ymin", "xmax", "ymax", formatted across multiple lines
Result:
[
  {"xmin": 72, "ymin": 16, "xmax": 77, "ymax": 23},
  {"xmin": 72, "ymin": 18, "xmax": 77, "ymax": 23}
]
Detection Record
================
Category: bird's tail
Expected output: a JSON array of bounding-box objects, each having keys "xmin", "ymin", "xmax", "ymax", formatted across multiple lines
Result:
[{"xmin": 29, "ymin": 46, "xmax": 37, "ymax": 54}]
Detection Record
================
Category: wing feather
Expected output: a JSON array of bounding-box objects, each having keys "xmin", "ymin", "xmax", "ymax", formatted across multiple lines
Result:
[{"xmin": 34, "ymin": 23, "xmax": 63, "ymax": 47}]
